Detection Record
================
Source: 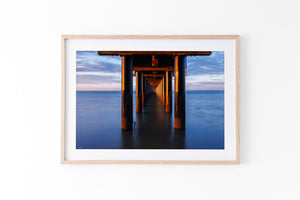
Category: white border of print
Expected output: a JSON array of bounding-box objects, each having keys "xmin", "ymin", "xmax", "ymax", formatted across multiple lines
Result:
[{"xmin": 61, "ymin": 35, "xmax": 239, "ymax": 164}]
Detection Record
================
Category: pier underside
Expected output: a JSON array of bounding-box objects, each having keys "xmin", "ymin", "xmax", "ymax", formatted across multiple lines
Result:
[{"xmin": 97, "ymin": 51, "xmax": 212, "ymax": 130}]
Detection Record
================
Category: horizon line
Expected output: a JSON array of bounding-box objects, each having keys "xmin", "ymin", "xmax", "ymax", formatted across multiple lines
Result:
[{"xmin": 76, "ymin": 89, "xmax": 224, "ymax": 92}]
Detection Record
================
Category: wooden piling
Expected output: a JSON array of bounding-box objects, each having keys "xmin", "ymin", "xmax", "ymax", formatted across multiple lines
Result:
[
  {"xmin": 136, "ymin": 71, "xmax": 143, "ymax": 112},
  {"xmin": 174, "ymin": 55, "xmax": 186, "ymax": 129},
  {"xmin": 121, "ymin": 55, "xmax": 133, "ymax": 130},
  {"xmin": 166, "ymin": 71, "xmax": 172, "ymax": 112}
]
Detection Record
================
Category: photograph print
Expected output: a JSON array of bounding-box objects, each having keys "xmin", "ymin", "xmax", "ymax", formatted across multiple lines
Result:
[{"xmin": 76, "ymin": 51, "xmax": 225, "ymax": 149}]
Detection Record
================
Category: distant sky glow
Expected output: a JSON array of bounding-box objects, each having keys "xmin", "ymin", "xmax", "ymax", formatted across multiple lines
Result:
[{"xmin": 76, "ymin": 51, "xmax": 224, "ymax": 91}]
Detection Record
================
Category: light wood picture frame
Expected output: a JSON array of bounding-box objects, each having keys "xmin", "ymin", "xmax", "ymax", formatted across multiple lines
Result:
[{"xmin": 61, "ymin": 35, "xmax": 239, "ymax": 164}]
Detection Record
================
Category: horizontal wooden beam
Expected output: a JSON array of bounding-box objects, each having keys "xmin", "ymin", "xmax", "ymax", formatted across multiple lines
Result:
[
  {"xmin": 143, "ymin": 74, "xmax": 165, "ymax": 77},
  {"xmin": 133, "ymin": 66, "xmax": 174, "ymax": 71},
  {"xmin": 98, "ymin": 51, "xmax": 211, "ymax": 56}
]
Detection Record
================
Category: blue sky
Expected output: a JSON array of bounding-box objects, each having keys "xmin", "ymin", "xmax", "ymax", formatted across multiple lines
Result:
[{"xmin": 76, "ymin": 51, "xmax": 224, "ymax": 91}]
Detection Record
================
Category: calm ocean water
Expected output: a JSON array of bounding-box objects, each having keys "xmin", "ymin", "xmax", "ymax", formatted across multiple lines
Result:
[{"xmin": 76, "ymin": 91, "xmax": 224, "ymax": 149}]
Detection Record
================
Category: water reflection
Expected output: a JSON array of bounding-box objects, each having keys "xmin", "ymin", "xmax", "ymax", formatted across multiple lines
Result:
[
  {"xmin": 76, "ymin": 91, "xmax": 224, "ymax": 149},
  {"xmin": 122, "ymin": 93, "xmax": 185, "ymax": 149}
]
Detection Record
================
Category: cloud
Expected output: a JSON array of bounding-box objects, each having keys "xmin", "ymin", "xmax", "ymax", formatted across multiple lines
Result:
[
  {"xmin": 77, "ymin": 83, "xmax": 121, "ymax": 91},
  {"xmin": 77, "ymin": 71, "xmax": 121, "ymax": 79},
  {"xmin": 77, "ymin": 74, "xmax": 120, "ymax": 84},
  {"xmin": 186, "ymin": 74, "xmax": 224, "ymax": 83},
  {"xmin": 187, "ymin": 51, "xmax": 224, "ymax": 76},
  {"xmin": 186, "ymin": 82, "xmax": 224, "ymax": 90},
  {"xmin": 185, "ymin": 51, "xmax": 224, "ymax": 90},
  {"xmin": 76, "ymin": 51, "xmax": 122, "ymax": 91},
  {"xmin": 76, "ymin": 51, "xmax": 121, "ymax": 73}
]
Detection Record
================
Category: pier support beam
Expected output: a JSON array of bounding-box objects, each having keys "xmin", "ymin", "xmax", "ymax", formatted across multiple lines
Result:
[
  {"xmin": 121, "ymin": 55, "xmax": 133, "ymax": 130},
  {"xmin": 145, "ymin": 80, "xmax": 148, "ymax": 102},
  {"xmin": 174, "ymin": 55, "xmax": 186, "ymax": 129},
  {"xmin": 166, "ymin": 71, "xmax": 172, "ymax": 112},
  {"xmin": 142, "ymin": 77, "xmax": 145, "ymax": 107},
  {"xmin": 136, "ymin": 71, "xmax": 143, "ymax": 112},
  {"xmin": 162, "ymin": 76, "xmax": 166, "ymax": 105}
]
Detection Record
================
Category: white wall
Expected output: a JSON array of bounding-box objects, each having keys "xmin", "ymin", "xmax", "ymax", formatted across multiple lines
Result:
[{"xmin": 0, "ymin": 0, "xmax": 300, "ymax": 199}]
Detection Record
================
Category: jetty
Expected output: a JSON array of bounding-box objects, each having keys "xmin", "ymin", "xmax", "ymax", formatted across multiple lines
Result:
[{"xmin": 97, "ymin": 51, "xmax": 211, "ymax": 130}]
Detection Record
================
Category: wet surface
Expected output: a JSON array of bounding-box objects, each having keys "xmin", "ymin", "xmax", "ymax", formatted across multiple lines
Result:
[
  {"xmin": 76, "ymin": 91, "xmax": 224, "ymax": 149},
  {"xmin": 122, "ymin": 93, "xmax": 185, "ymax": 149}
]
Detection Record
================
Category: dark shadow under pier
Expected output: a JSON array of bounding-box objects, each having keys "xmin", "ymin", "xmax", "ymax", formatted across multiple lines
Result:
[{"xmin": 122, "ymin": 93, "xmax": 186, "ymax": 149}]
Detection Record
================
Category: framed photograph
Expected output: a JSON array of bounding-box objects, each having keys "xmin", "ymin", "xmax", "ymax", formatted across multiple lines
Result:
[{"xmin": 61, "ymin": 35, "xmax": 239, "ymax": 164}]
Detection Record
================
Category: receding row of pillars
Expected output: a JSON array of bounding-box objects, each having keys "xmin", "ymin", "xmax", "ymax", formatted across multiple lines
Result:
[
  {"xmin": 136, "ymin": 71, "xmax": 153, "ymax": 113},
  {"xmin": 155, "ymin": 71, "xmax": 172, "ymax": 113},
  {"xmin": 121, "ymin": 55, "xmax": 186, "ymax": 130}
]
